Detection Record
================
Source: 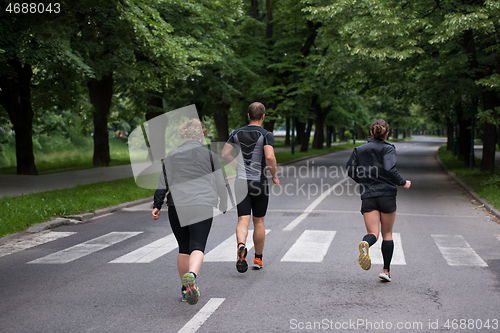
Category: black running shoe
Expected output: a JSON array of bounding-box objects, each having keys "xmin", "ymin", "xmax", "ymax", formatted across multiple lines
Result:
[{"xmin": 236, "ymin": 245, "xmax": 248, "ymax": 273}]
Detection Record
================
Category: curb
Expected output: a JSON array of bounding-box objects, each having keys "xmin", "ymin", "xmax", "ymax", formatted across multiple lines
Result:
[
  {"xmin": 25, "ymin": 197, "xmax": 153, "ymax": 233},
  {"xmin": 436, "ymin": 153, "xmax": 500, "ymax": 220}
]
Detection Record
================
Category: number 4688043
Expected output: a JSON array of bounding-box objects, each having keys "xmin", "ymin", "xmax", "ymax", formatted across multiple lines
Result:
[{"xmin": 6, "ymin": 3, "xmax": 61, "ymax": 14}]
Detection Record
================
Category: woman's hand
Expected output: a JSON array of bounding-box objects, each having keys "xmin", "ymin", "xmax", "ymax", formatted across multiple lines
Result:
[
  {"xmin": 151, "ymin": 208, "xmax": 161, "ymax": 220},
  {"xmin": 404, "ymin": 180, "xmax": 411, "ymax": 189}
]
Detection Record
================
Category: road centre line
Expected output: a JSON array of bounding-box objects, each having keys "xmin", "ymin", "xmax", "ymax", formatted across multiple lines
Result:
[
  {"xmin": 177, "ymin": 298, "xmax": 225, "ymax": 333},
  {"xmin": 283, "ymin": 177, "xmax": 349, "ymax": 231}
]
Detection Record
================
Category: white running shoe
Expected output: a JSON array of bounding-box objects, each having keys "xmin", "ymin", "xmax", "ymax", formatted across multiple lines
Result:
[{"xmin": 379, "ymin": 269, "xmax": 391, "ymax": 282}]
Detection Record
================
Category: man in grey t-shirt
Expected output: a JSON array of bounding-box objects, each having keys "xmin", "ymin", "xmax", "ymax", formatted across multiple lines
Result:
[{"xmin": 222, "ymin": 102, "xmax": 279, "ymax": 273}]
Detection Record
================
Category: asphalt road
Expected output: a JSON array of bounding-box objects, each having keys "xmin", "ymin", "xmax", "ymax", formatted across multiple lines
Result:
[{"xmin": 1, "ymin": 136, "xmax": 500, "ymax": 333}]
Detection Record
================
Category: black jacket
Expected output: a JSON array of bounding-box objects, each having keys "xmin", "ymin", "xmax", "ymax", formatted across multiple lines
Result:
[
  {"xmin": 346, "ymin": 139, "xmax": 406, "ymax": 199},
  {"xmin": 153, "ymin": 140, "xmax": 228, "ymax": 211}
]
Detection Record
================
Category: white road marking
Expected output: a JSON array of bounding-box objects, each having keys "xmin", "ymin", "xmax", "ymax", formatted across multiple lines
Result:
[
  {"xmin": 283, "ymin": 177, "xmax": 350, "ymax": 231},
  {"xmin": 369, "ymin": 233, "xmax": 406, "ymax": 265},
  {"xmin": 281, "ymin": 230, "xmax": 336, "ymax": 262},
  {"xmin": 204, "ymin": 230, "xmax": 270, "ymax": 262},
  {"xmin": 28, "ymin": 232, "xmax": 142, "ymax": 264},
  {"xmin": 0, "ymin": 231, "xmax": 76, "ymax": 258},
  {"xmin": 109, "ymin": 234, "xmax": 177, "ymax": 263},
  {"xmin": 431, "ymin": 235, "xmax": 487, "ymax": 267},
  {"xmin": 177, "ymin": 298, "xmax": 225, "ymax": 333}
]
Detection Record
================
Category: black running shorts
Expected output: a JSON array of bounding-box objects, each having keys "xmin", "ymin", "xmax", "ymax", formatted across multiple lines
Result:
[
  {"xmin": 168, "ymin": 205, "xmax": 213, "ymax": 254},
  {"xmin": 235, "ymin": 178, "xmax": 269, "ymax": 218},
  {"xmin": 361, "ymin": 196, "xmax": 397, "ymax": 214}
]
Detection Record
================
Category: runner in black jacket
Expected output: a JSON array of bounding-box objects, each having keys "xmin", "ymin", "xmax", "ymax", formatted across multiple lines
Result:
[{"xmin": 346, "ymin": 119, "xmax": 411, "ymax": 282}]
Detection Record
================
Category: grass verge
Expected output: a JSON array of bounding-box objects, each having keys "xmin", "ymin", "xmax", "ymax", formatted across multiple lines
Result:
[
  {"xmin": 0, "ymin": 178, "xmax": 152, "ymax": 238},
  {"xmin": 437, "ymin": 145, "xmax": 500, "ymax": 211}
]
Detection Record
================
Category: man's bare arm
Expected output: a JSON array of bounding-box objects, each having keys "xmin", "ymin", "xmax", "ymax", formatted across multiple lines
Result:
[{"xmin": 264, "ymin": 145, "xmax": 279, "ymax": 185}]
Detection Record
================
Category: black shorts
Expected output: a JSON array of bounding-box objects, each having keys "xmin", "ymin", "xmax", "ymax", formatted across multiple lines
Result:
[
  {"xmin": 235, "ymin": 178, "xmax": 269, "ymax": 218},
  {"xmin": 168, "ymin": 205, "xmax": 213, "ymax": 254},
  {"xmin": 361, "ymin": 196, "xmax": 396, "ymax": 214}
]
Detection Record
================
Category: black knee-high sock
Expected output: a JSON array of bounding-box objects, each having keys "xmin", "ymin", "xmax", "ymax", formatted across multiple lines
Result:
[
  {"xmin": 362, "ymin": 234, "xmax": 377, "ymax": 247},
  {"xmin": 381, "ymin": 240, "xmax": 394, "ymax": 271}
]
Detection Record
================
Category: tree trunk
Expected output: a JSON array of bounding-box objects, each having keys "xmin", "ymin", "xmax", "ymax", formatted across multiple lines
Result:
[
  {"xmin": 295, "ymin": 120, "xmax": 305, "ymax": 146},
  {"xmin": 332, "ymin": 127, "xmax": 337, "ymax": 142},
  {"xmin": 326, "ymin": 126, "xmax": 332, "ymax": 148},
  {"xmin": 263, "ymin": 119, "xmax": 275, "ymax": 133},
  {"xmin": 145, "ymin": 94, "xmax": 165, "ymax": 159},
  {"xmin": 88, "ymin": 74, "xmax": 113, "ymax": 167},
  {"xmin": 339, "ymin": 127, "xmax": 345, "ymax": 142},
  {"xmin": 312, "ymin": 98, "xmax": 326, "ymax": 149},
  {"xmin": 285, "ymin": 117, "xmax": 290, "ymax": 146},
  {"xmin": 251, "ymin": 0, "xmax": 259, "ymax": 18},
  {"xmin": 214, "ymin": 108, "xmax": 229, "ymax": 142},
  {"xmin": 393, "ymin": 128, "xmax": 399, "ymax": 140},
  {"xmin": 447, "ymin": 119, "xmax": 453, "ymax": 151},
  {"xmin": 0, "ymin": 60, "xmax": 38, "ymax": 175},
  {"xmin": 357, "ymin": 126, "xmax": 364, "ymax": 141},
  {"xmin": 497, "ymin": 128, "xmax": 500, "ymax": 150},
  {"xmin": 480, "ymin": 87, "xmax": 500, "ymax": 173},
  {"xmin": 457, "ymin": 118, "xmax": 472, "ymax": 167},
  {"xmin": 300, "ymin": 118, "xmax": 313, "ymax": 152},
  {"xmin": 265, "ymin": 0, "xmax": 273, "ymax": 39},
  {"xmin": 481, "ymin": 121, "xmax": 497, "ymax": 173}
]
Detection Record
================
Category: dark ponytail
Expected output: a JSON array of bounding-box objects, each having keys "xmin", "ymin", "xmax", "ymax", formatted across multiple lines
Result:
[{"xmin": 370, "ymin": 119, "xmax": 389, "ymax": 140}]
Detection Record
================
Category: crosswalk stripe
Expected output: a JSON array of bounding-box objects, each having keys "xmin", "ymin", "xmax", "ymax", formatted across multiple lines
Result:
[
  {"xmin": 0, "ymin": 231, "xmax": 76, "ymax": 258},
  {"xmin": 281, "ymin": 230, "xmax": 336, "ymax": 262},
  {"xmin": 431, "ymin": 235, "xmax": 488, "ymax": 267},
  {"xmin": 178, "ymin": 298, "xmax": 225, "ymax": 333},
  {"xmin": 283, "ymin": 178, "xmax": 349, "ymax": 231},
  {"xmin": 204, "ymin": 230, "xmax": 271, "ymax": 262},
  {"xmin": 28, "ymin": 232, "xmax": 142, "ymax": 264},
  {"xmin": 109, "ymin": 234, "xmax": 177, "ymax": 263},
  {"xmin": 369, "ymin": 233, "xmax": 406, "ymax": 265}
]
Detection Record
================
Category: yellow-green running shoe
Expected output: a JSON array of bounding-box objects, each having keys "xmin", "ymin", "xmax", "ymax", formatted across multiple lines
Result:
[
  {"xmin": 182, "ymin": 273, "xmax": 199, "ymax": 305},
  {"xmin": 358, "ymin": 241, "xmax": 371, "ymax": 270}
]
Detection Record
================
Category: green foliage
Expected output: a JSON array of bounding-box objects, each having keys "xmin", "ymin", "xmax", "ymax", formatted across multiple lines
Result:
[
  {"xmin": 306, "ymin": 0, "xmax": 500, "ymax": 137},
  {"xmin": 480, "ymin": 174, "xmax": 500, "ymax": 189}
]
